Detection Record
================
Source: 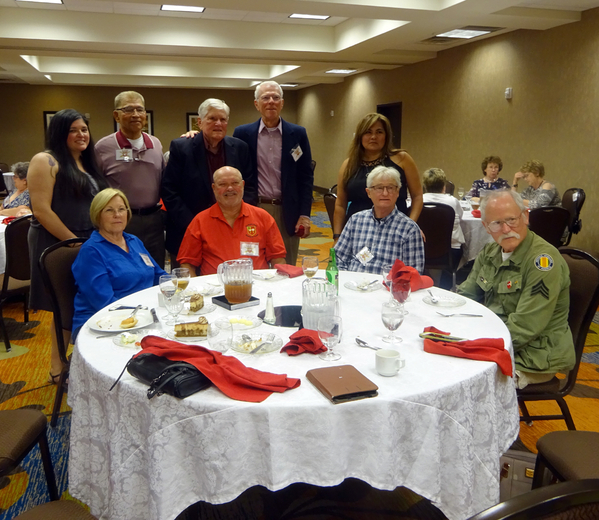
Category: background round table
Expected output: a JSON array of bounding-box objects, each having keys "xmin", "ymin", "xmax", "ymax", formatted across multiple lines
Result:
[{"xmin": 68, "ymin": 270, "xmax": 518, "ymax": 520}]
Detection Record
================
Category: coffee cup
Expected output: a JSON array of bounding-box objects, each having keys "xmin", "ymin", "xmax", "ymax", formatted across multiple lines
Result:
[{"xmin": 375, "ymin": 349, "xmax": 405, "ymax": 376}]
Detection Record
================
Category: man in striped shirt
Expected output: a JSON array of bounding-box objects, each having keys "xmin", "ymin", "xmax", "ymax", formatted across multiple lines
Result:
[{"xmin": 334, "ymin": 165, "xmax": 424, "ymax": 274}]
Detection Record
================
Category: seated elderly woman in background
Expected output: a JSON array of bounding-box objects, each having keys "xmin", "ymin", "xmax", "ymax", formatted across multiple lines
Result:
[
  {"xmin": 512, "ymin": 160, "xmax": 561, "ymax": 208},
  {"xmin": 469, "ymin": 155, "xmax": 511, "ymax": 199},
  {"xmin": 422, "ymin": 168, "xmax": 465, "ymax": 276},
  {"xmin": 0, "ymin": 162, "xmax": 32, "ymax": 217},
  {"xmin": 71, "ymin": 188, "xmax": 166, "ymax": 338}
]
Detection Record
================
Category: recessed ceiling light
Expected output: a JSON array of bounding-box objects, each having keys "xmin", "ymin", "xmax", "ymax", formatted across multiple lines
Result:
[
  {"xmin": 161, "ymin": 4, "xmax": 205, "ymax": 13},
  {"xmin": 289, "ymin": 13, "xmax": 329, "ymax": 20},
  {"xmin": 280, "ymin": 83, "xmax": 298, "ymax": 88},
  {"xmin": 45, "ymin": 74, "xmax": 52, "ymax": 81},
  {"xmin": 436, "ymin": 29, "xmax": 490, "ymax": 39},
  {"xmin": 18, "ymin": 0, "xmax": 62, "ymax": 4},
  {"xmin": 325, "ymin": 69, "xmax": 357, "ymax": 74}
]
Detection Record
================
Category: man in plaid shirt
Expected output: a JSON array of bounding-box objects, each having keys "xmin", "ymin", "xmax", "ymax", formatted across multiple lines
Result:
[{"xmin": 334, "ymin": 165, "xmax": 424, "ymax": 274}]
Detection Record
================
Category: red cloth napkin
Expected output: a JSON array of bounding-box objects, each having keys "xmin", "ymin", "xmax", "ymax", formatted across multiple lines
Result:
[
  {"xmin": 276, "ymin": 264, "xmax": 304, "ymax": 278},
  {"xmin": 281, "ymin": 329, "xmax": 327, "ymax": 356},
  {"xmin": 138, "ymin": 336, "xmax": 300, "ymax": 402},
  {"xmin": 421, "ymin": 326, "xmax": 512, "ymax": 377},
  {"xmin": 471, "ymin": 209, "xmax": 481, "ymax": 218},
  {"xmin": 2, "ymin": 217, "xmax": 16, "ymax": 225},
  {"xmin": 388, "ymin": 259, "xmax": 433, "ymax": 292}
]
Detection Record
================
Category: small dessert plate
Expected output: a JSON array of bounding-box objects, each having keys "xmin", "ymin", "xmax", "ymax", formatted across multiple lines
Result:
[
  {"xmin": 183, "ymin": 303, "xmax": 217, "ymax": 316},
  {"xmin": 231, "ymin": 333, "xmax": 282, "ymax": 354},
  {"xmin": 166, "ymin": 330, "xmax": 208, "ymax": 343},
  {"xmin": 112, "ymin": 330, "xmax": 165, "ymax": 348},
  {"xmin": 423, "ymin": 293, "xmax": 466, "ymax": 307},
  {"xmin": 219, "ymin": 316, "xmax": 263, "ymax": 330},
  {"xmin": 344, "ymin": 280, "xmax": 383, "ymax": 292}
]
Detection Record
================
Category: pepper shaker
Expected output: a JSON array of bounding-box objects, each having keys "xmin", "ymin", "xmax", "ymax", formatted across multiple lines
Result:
[{"xmin": 264, "ymin": 292, "xmax": 276, "ymax": 324}]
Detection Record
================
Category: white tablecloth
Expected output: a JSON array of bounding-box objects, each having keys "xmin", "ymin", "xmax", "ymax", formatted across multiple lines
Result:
[
  {"xmin": 68, "ymin": 271, "xmax": 519, "ymax": 520},
  {"xmin": 460, "ymin": 212, "xmax": 493, "ymax": 266}
]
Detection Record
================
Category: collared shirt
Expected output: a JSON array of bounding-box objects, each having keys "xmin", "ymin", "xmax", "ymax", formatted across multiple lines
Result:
[
  {"xmin": 177, "ymin": 201, "xmax": 286, "ymax": 275},
  {"xmin": 95, "ymin": 131, "xmax": 164, "ymax": 209},
  {"xmin": 457, "ymin": 230, "xmax": 574, "ymax": 373},
  {"xmin": 256, "ymin": 118, "xmax": 282, "ymax": 199},
  {"xmin": 334, "ymin": 207, "xmax": 425, "ymax": 274}
]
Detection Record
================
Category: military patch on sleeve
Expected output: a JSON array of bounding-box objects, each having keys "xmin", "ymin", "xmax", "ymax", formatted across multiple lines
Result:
[
  {"xmin": 534, "ymin": 254, "xmax": 554, "ymax": 271},
  {"xmin": 531, "ymin": 280, "xmax": 549, "ymax": 299}
]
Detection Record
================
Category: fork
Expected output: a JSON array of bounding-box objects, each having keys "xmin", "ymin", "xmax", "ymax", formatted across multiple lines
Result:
[
  {"xmin": 251, "ymin": 333, "xmax": 275, "ymax": 354},
  {"xmin": 436, "ymin": 312, "xmax": 483, "ymax": 317}
]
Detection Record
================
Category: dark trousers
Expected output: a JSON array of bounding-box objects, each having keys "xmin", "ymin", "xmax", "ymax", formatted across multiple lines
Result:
[{"xmin": 125, "ymin": 211, "xmax": 166, "ymax": 268}]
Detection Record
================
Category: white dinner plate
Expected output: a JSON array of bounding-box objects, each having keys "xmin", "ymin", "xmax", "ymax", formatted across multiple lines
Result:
[
  {"xmin": 231, "ymin": 333, "xmax": 282, "ymax": 354},
  {"xmin": 252, "ymin": 271, "xmax": 288, "ymax": 282},
  {"xmin": 183, "ymin": 303, "xmax": 217, "ymax": 316},
  {"xmin": 344, "ymin": 280, "xmax": 384, "ymax": 292},
  {"xmin": 189, "ymin": 284, "xmax": 221, "ymax": 297},
  {"xmin": 423, "ymin": 293, "xmax": 466, "ymax": 307},
  {"xmin": 166, "ymin": 330, "xmax": 208, "ymax": 343},
  {"xmin": 89, "ymin": 309, "xmax": 153, "ymax": 332},
  {"xmin": 218, "ymin": 316, "xmax": 263, "ymax": 330},
  {"xmin": 112, "ymin": 330, "xmax": 165, "ymax": 348}
]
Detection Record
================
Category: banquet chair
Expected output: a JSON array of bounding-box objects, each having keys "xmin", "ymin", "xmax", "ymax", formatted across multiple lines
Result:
[
  {"xmin": 518, "ymin": 248, "xmax": 599, "ymax": 430},
  {"xmin": 561, "ymin": 188, "xmax": 585, "ymax": 246},
  {"xmin": 0, "ymin": 409, "xmax": 59, "ymax": 501},
  {"xmin": 417, "ymin": 203, "xmax": 457, "ymax": 289},
  {"xmin": 324, "ymin": 187, "xmax": 337, "ymax": 230},
  {"xmin": 527, "ymin": 206, "xmax": 570, "ymax": 248},
  {"xmin": 0, "ymin": 215, "xmax": 32, "ymax": 352},
  {"xmin": 467, "ymin": 479, "xmax": 599, "ymax": 520},
  {"xmin": 444, "ymin": 180, "xmax": 455, "ymax": 196},
  {"xmin": 39, "ymin": 237, "xmax": 87, "ymax": 428},
  {"xmin": 532, "ymin": 431, "xmax": 599, "ymax": 490}
]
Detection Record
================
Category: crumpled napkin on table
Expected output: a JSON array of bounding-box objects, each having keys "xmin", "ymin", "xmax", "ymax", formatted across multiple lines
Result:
[
  {"xmin": 275, "ymin": 264, "xmax": 304, "ymax": 278},
  {"xmin": 471, "ymin": 209, "xmax": 481, "ymax": 218},
  {"xmin": 387, "ymin": 259, "xmax": 434, "ymax": 292},
  {"xmin": 281, "ymin": 329, "xmax": 327, "ymax": 356},
  {"xmin": 421, "ymin": 326, "xmax": 512, "ymax": 377}
]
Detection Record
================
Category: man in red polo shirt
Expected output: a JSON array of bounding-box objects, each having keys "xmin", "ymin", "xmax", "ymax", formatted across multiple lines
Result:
[{"xmin": 178, "ymin": 166, "xmax": 286, "ymax": 276}]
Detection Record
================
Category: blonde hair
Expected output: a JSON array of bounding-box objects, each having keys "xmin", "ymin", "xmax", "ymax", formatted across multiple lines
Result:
[
  {"xmin": 422, "ymin": 168, "xmax": 446, "ymax": 193},
  {"xmin": 520, "ymin": 160, "xmax": 545, "ymax": 178},
  {"xmin": 90, "ymin": 188, "xmax": 132, "ymax": 229}
]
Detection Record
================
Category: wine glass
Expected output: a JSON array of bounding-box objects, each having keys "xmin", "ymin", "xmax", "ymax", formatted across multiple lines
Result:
[
  {"xmin": 207, "ymin": 321, "xmax": 233, "ymax": 352},
  {"xmin": 163, "ymin": 291, "xmax": 184, "ymax": 325},
  {"xmin": 464, "ymin": 193, "xmax": 473, "ymax": 209},
  {"xmin": 381, "ymin": 302, "xmax": 405, "ymax": 346},
  {"xmin": 318, "ymin": 316, "xmax": 342, "ymax": 361},
  {"xmin": 391, "ymin": 279, "xmax": 411, "ymax": 315},
  {"xmin": 457, "ymin": 186, "xmax": 465, "ymax": 199},
  {"xmin": 302, "ymin": 256, "xmax": 319, "ymax": 279},
  {"xmin": 381, "ymin": 264, "xmax": 395, "ymax": 303},
  {"xmin": 160, "ymin": 274, "xmax": 179, "ymax": 325},
  {"xmin": 173, "ymin": 267, "xmax": 191, "ymax": 298}
]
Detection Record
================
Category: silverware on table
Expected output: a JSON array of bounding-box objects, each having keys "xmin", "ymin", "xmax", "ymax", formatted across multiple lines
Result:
[
  {"xmin": 358, "ymin": 279, "xmax": 380, "ymax": 291},
  {"xmin": 355, "ymin": 338, "xmax": 381, "ymax": 350},
  {"xmin": 128, "ymin": 305, "xmax": 143, "ymax": 319},
  {"xmin": 95, "ymin": 332, "xmax": 121, "ymax": 339},
  {"xmin": 250, "ymin": 333, "xmax": 275, "ymax": 354},
  {"xmin": 427, "ymin": 290, "xmax": 439, "ymax": 304},
  {"xmin": 151, "ymin": 308, "xmax": 159, "ymax": 323},
  {"xmin": 436, "ymin": 312, "xmax": 483, "ymax": 318},
  {"xmin": 108, "ymin": 305, "xmax": 148, "ymax": 311}
]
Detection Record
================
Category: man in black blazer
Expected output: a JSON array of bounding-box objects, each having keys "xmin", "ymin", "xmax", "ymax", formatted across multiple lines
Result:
[
  {"xmin": 233, "ymin": 81, "xmax": 313, "ymax": 266},
  {"xmin": 161, "ymin": 98, "xmax": 256, "ymax": 261}
]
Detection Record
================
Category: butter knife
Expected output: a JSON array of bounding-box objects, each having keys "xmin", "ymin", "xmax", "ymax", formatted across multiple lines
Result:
[{"xmin": 151, "ymin": 308, "xmax": 159, "ymax": 323}]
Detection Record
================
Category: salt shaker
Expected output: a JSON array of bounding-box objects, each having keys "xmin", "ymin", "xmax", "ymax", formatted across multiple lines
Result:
[{"xmin": 264, "ymin": 292, "xmax": 276, "ymax": 324}]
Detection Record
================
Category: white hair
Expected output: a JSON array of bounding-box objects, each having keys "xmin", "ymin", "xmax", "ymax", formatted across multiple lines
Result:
[
  {"xmin": 198, "ymin": 98, "xmax": 230, "ymax": 119},
  {"xmin": 254, "ymin": 81, "xmax": 284, "ymax": 101},
  {"xmin": 480, "ymin": 189, "xmax": 526, "ymax": 221},
  {"xmin": 366, "ymin": 165, "xmax": 401, "ymax": 188}
]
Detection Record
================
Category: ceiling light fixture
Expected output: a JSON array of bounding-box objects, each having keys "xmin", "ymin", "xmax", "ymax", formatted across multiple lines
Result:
[
  {"xmin": 325, "ymin": 69, "xmax": 357, "ymax": 74},
  {"xmin": 280, "ymin": 83, "xmax": 298, "ymax": 88},
  {"xmin": 161, "ymin": 4, "xmax": 205, "ymax": 13},
  {"xmin": 289, "ymin": 13, "xmax": 329, "ymax": 20},
  {"xmin": 436, "ymin": 28, "xmax": 491, "ymax": 39},
  {"xmin": 17, "ymin": 0, "xmax": 62, "ymax": 4}
]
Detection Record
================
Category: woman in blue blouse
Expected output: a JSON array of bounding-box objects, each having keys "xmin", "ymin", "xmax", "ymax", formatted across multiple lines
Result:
[
  {"xmin": 469, "ymin": 156, "xmax": 511, "ymax": 198},
  {"xmin": 72, "ymin": 188, "xmax": 166, "ymax": 337}
]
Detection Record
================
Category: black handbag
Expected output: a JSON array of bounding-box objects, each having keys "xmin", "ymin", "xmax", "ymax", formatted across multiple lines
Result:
[{"xmin": 110, "ymin": 353, "xmax": 211, "ymax": 399}]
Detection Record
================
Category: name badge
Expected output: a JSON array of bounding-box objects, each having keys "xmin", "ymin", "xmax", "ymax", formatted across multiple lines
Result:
[
  {"xmin": 355, "ymin": 246, "xmax": 374, "ymax": 266},
  {"xmin": 290, "ymin": 145, "xmax": 303, "ymax": 162},
  {"xmin": 240, "ymin": 242, "xmax": 259, "ymax": 257},
  {"xmin": 116, "ymin": 149, "xmax": 133, "ymax": 162},
  {"xmin": 140, "ymin": 253, "xmax": 154, "ymax": 267}
]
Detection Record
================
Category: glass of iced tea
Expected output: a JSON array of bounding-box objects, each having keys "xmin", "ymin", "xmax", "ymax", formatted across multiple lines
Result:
[
  {"xmin": 217, "ymin": 258, "xmax": 253, "ymax": 304},
  {"xmin": 172, "ymin": 267, "xmax": 190, "ymax": 295}
]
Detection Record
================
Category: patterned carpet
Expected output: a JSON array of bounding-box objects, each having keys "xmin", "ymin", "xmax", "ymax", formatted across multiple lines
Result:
[{"xmin": 0, "ymin": 193, "xmax": 598, "ymax": 519}]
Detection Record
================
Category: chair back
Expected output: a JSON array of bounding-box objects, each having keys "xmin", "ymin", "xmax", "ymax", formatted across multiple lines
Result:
[
  {"xmin": 2, "ymin": 215, "xmax": 31, "ymax": 291},
  {"xmin": 560, "ymin": 249, "xmax": 599, "ymax": 394},
  {"xmin": 561, "ymin": 188, "xmax": 585, "ymax": 244},
  {"xmin": 444, "ymin": 180, "xmax": 455, "ymax": 196},
  {"xmin": 324, "ymin": 192, "xmax": 337, "ymax": 229},
  {"xmin": 528, "ymin": 206, "xmax": 570, "ymax": 248},
  {"xmin": 39, "ymin": 238, "xmax": 86, "ymax": 364},
  {"xmin": 418, "ymin": 203, "xmax": 455, "ymax": 266}
]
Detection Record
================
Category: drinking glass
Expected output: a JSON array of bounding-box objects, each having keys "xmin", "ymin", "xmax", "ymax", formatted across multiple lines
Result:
[
  {"xmin": 391, "ymin": 279, "xmax": 411, "ymax": 315},
  {"xmin": 173, "ymin": 267, "xmax": 191, "ymax": 297},
  {"xmin": 381, "ymin": 264, "xmax": 395, "ymax": 303},
  {"xmin": 207, "ymin": 321, "xmax": 233, "ymax": 352},
  {"xmin": 457, "ymin": 186, "xmax": 465, "ymax": 199},
  {"xmin": 464, "ymin": 193, "xmax": 473, "ymax": 209},
  {"xmin": 160, "ymin": 274, "xmax": 179, "ymax": 324},
  {"xmin": 318, "ymin": 315, "xmax": 342, "ymax": 361},
  {"xmin": 381, "ymin": 301, "xmax": 405, "ymax": 345},
  {"xmin": 163, "ymin": 290, "xmax": 184, "ymax": 325},
  {"xmin": 302, "ymin": 256, "xmax": 319, "ymax": 279}
]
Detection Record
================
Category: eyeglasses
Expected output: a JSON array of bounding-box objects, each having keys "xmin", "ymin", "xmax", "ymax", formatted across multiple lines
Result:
[
  {"xmin": 369, "ymin": 185, "xmax": 399, "ymax": 194},
  {"xmin": 259, "ymin": 95, "xmax": 282, "ymax": 102},
  {"xmin": 116, "ymin": 106, "xmax": 146, "ymax": 114},
  {"xmin": 486, "ymin": 213, "xmax": 523, "ymax": 233}
]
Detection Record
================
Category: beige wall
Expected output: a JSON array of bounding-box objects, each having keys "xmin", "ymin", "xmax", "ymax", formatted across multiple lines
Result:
[
  {"xmin": 299, "ymin": 8, "xmax": 599, "ymax": 252},
  {"xmin": 0, "ymin": 85, "xmax": 298, "ymax": 165}
]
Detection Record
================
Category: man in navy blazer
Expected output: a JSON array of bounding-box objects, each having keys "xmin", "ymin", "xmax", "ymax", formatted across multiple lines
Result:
[
  {"xmin": 161, "ymin": 98, "xmax": 256, "ymax": 260},
  {"xmin": 233, "ymin": 81, "xmax": 313, "ymax": 265}
]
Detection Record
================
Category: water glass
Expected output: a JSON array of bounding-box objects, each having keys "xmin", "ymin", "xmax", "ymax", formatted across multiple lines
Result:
[
  {"xmin": 207, "ymin": 321, "xmax": 233, "ymax": 352},
  {"xmin": 302, "ymin": 256, "xmax": 319, "ymax": 278},
  {"xmin": 318, "ymin": 315, "xmax": 342, "ymax": 361},
  {"xmin": 381, "ymin": 301, "xmax": 405, "ymax": 346}
]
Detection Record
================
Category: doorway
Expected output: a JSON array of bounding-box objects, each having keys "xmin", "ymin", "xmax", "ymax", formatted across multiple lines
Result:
[{"xmin": 376, "ymin": 102, "xmax": 402, "ymax": 149}]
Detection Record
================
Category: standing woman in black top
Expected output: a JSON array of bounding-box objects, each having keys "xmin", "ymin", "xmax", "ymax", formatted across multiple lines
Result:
[{"xmin": 28, "ymin": 109, "xmax": 107, "ymax": 382}]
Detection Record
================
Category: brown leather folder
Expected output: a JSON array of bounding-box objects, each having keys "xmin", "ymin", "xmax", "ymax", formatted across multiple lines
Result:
[{"xmin": 306, "ymin": 365, "xmax": 378, "ymax": 404}]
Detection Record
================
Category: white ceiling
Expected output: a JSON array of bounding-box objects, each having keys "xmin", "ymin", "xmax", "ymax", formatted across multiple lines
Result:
[{"xmin": 0, "ymin": 0, "xmax": 597, "ymax": 90}]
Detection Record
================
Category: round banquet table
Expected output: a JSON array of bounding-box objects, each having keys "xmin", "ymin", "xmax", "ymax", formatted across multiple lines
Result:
[
  {"xmin": 68, "ymin": 270, "xmax": 518, "ymax": 520},
  {"xmin": 460, "ymin": 211, "xmax": 493, "ymax": 268}
]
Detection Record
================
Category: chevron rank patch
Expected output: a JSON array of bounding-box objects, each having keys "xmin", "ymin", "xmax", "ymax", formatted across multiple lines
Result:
[
  {"xmin": 534, "ymin": 254, "xmax": 554, "ymax": 271},
  {"xmin": 531, "ymin": 280, "xmax": 550, "ymax": 299}
]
